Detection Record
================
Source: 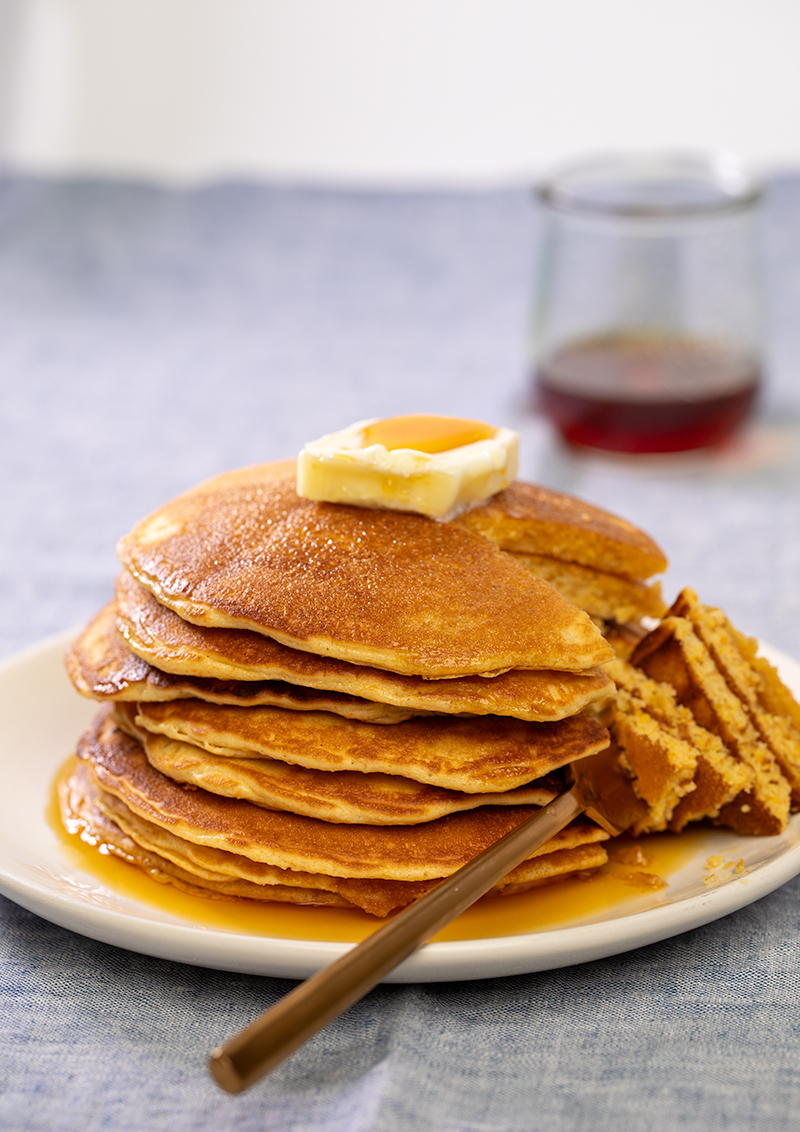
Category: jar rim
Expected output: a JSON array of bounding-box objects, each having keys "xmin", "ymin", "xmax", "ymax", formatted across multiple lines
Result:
[{"xmin": 538, "ymin": 151, "xmax": 763, "ymax": 218}]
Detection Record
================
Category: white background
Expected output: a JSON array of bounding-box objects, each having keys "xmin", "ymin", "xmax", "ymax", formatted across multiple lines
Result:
[{"xmin": 1, "ymin": 0, "xmax": 799, "ymax": 185}]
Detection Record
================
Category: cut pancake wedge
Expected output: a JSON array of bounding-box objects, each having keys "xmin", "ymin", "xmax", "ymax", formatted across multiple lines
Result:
[
  {"xmin": 454, "ymin": 480, "xmax": 667, "ymax": 580},
  {"xmin": 669, "ymin": 588, "xmax": 800, "ymax": 807},
  {"xmin": 630, "ymin": 616, "xmax": 790, "ymax": 835},
  {"xmin": 612, "ymin": 690, "xmax": 697, "ymax": 834},
  {"xmin": 606, "ymin": 658, "xmax": 751, "ymax": 833}
]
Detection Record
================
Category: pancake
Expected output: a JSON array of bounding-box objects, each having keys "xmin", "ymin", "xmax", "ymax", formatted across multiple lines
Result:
[
  {"xmin": 68, "ymin": 602, "xmax": 417, "ymax": 723},
  {"xmin": 612, "ymin": 691, "xmax": 697, "ymax": 834},
  {"xmin": 454, "ymin": 480, "xmax": 667, "ymax": 581},
  {"xmin": 732, "ymin": 630, "xmax": 800, "ymax": 735},
  {"xmin": 131, "ymin": 698, "xmax": 611, "ymax": 794},
  {"xmin": 606, "ymin": 658, "xmax": 750, "ymax": 833},
  {"xmin": 123, "ymin": 720, "xmax": 564, "ymax": 825},
  {"xmin": 66, "ymin": 601, "xmax": 162, "ymax": 699},
  {"xmin": 631, "ymin": 615, "xmax": 790, "ymax": 835},
  {"xmin": 509, "ymin": 552, "xmax": 666, "ymax": 624},
  {"xmin": 114, "ymin": 571, "xmax": 613, "ymax": 721},
  {"xmin": 669, "ymin": 588, "xmax": 800, "ymax": 806},
  {"xmin": 116, "ymin": 462, "xmax": 613, "ymax": 676},
  {"xmin": 62, "ymin": 762, "xmax": 351, "ymax": 906},
  {"xmin": 79, "ymin": 710, "xmax": 609, "ymax": 883},
  {"xmin": 62, "ymin": 762, "xmax": 608, "ymax": 917}
]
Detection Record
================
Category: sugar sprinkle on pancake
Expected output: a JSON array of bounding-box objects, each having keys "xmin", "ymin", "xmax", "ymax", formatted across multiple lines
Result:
[
  {"xmin": 117, "ymin": 462, "xmax": 613, "ymax": 676},
  {"xmin": 113, "ymin": 571, "xmax": 613, "ymax": 721}
]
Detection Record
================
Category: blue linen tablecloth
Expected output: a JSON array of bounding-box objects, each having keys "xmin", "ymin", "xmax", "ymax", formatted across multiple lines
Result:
[{"xmin": 2, "ymin": 175, "xmax": 800, "ymax": 1132}]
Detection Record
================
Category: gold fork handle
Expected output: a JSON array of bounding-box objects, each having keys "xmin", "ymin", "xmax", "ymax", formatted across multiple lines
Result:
[{"xmin": 209, "ymin": 787, "xmax": 584, "ymax": 1094}]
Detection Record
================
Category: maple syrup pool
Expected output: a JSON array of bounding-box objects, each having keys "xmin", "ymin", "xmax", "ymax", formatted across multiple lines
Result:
[{"xmin": 50, "ymin": 756, "xmax": 708, "ymax": 946}]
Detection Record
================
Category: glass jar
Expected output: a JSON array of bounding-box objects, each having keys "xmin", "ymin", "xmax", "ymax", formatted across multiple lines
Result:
[{"xmin": 533, "ymin": 152, "xmax": 764, "ymax": 454}]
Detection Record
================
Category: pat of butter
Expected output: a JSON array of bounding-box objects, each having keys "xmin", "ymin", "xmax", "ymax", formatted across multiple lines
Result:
[{"xmin": 297, "ymin": 414, "xmax": 519, "ymax": 520}]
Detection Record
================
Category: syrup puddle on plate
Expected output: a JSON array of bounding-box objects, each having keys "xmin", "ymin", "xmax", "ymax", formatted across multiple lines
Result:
[{"xmin": 49, "ymin": 757, "xmax": 707, "ymax": 945}]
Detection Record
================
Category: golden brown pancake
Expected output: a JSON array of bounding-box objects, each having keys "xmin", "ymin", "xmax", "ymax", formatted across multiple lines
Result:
[
  {"xmin": 66, "ymin": 601, "xmax": 160, "ymax": 699},
  {"xmin": 733, "ymin": 630, "xmax": 800, "ymax": 735},
  {"xmin": 606, "ymin": 658, "xmax": 750, "ymax": 833},
  {"xmin": 61, "ymin": 761, "xmax": 607, "ymax": 917},
  {"xmin": 631, "ymin": 615, "xmax": 790, "ymax": 835},
  {"xmin": 114, "ymin": 571, "xmax": 613, "ymax": 721},
  {"xmin": 68, "ymin": 602, "xmax": 416, "ymax": 723},
  {"xmin": 669, "ymin": 588, "xmax": 800, "ymax": 806},
  {"xmin": 79, "ymin": 710, "xmax": 609, "ymax": 882},
  {"xmin": 125, "ymin": 721, "xmax": 564, "ymax": 825},
  {"xmin": 62, "ymin": 761, "xmax": 351, "ymax": 907},
  {"xmin": 132, "ymin": 698, "xmax": 611, "ymax": 794},
  {"xmin": 454, "ymin": 480, "xmax": 667, "ymax": 581},
  {"xmin": 612, "ymin": 690, "xmax": 697, "ymax": 834},
  {"xmin": 509, "ymin": 553, "xmax": 665, "ymax": 624},
  {"xmin": 116, "ymin": 462, "xmax": 613, "ymax": 676}
]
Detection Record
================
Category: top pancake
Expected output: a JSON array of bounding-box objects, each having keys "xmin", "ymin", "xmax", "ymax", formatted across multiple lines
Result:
[
  {"xmin": 455, "ymin": 481, "xmax": 667, "ymax": 581},
  {"xmin": 117, "ymin": 462, "xmax": 612, "ymax": 677}
]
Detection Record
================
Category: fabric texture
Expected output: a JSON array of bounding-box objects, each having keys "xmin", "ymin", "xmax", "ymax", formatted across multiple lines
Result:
[{"xmin": 2, "ymin": 174, "xmax": 800, "ymax": 1131}]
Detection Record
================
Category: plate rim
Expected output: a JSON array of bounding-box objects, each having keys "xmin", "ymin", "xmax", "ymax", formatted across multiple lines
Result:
[{"xmin": 2, "ymin": 629, "xmax": 800, "ymax": 983}]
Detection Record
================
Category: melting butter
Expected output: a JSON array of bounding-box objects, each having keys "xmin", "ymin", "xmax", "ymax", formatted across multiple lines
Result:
[
  {"xmin": 297, "ymin": 414, "xmax": 519, "ymax": 520},
  {"xmin": 362, "ymin": 415, "xmax": 498, "ymax": 455}
]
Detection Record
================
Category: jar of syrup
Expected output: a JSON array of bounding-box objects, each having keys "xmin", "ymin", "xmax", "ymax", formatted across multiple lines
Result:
[{"xmin": 533, "ymin": 153, "xmax": 764, "ymax": 454}]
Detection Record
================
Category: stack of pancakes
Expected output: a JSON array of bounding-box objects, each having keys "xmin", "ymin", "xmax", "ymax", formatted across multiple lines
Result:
[
  {"xmin": 607, "ymin": 588, "xmax": 800, "ymax": 837},
  {"xmin": 63, "ymin": 461, "xmax": 671, "ymax": 917}
]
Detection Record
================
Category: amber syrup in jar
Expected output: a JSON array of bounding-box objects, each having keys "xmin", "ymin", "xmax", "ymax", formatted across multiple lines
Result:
[{"xmin": 537, "ymin": 333, "xmax": 760, "ymax": 454}]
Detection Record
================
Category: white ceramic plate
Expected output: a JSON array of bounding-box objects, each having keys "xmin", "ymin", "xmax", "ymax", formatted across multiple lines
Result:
[{"xmin": 2, "ymin": 630, "xmax": 800, "ymax": 983}]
